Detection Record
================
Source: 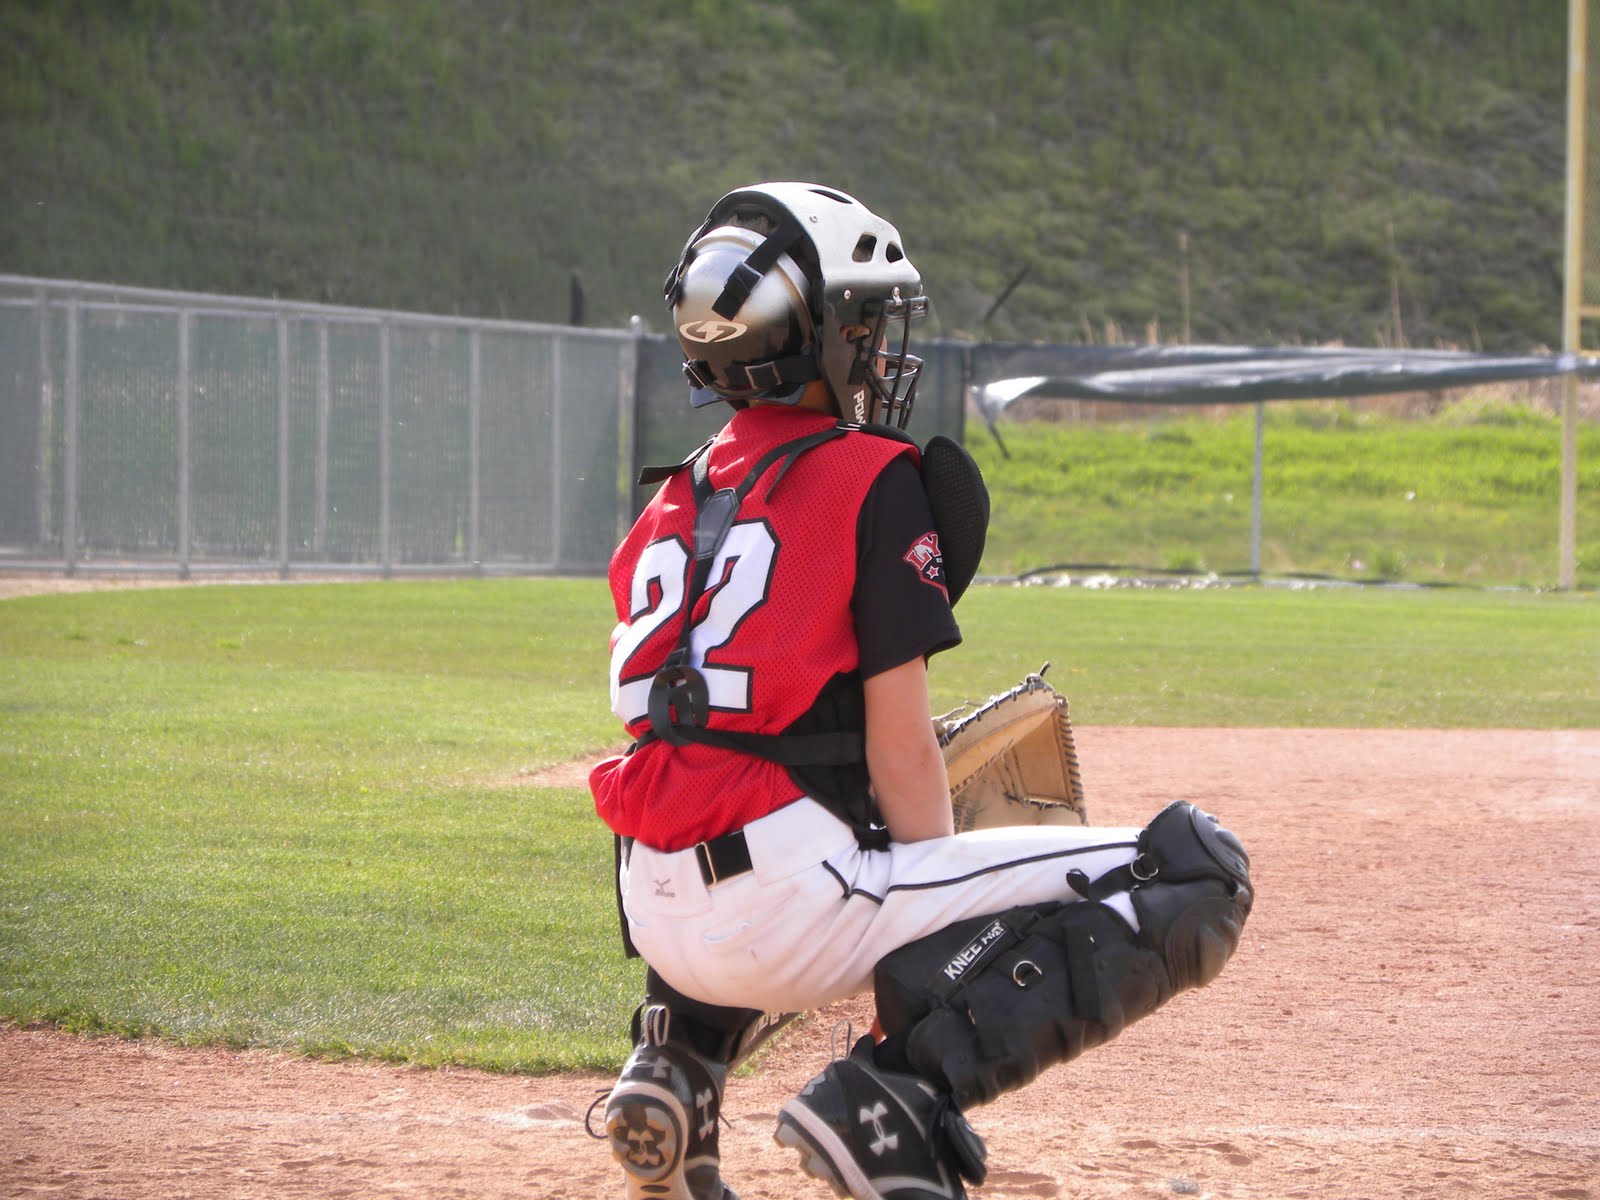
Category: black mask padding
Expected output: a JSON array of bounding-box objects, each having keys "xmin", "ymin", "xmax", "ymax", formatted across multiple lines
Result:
[{"xmin": 921, "ymin": 435, "xmax": 989, "ymax": 606}]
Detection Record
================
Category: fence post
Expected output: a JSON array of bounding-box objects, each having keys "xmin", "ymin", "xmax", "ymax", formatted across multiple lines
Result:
[
  {"xmin": 315, "ymin": 320, "xmax": 330, "ymax": 560},
  {"xmin": 469, "ymin": 327, "xmax": 482, "ymax": 572},
  {"xmin": 550, "ymin": 331, "xmax": 564, "ymax": 570},
  {"xmin": 379, "ymin": 320, "xmax": 392, "ymax": 578},
  {"xmin": 34, "ymin": 290, "xmax": 51, "ymax": 549},
  {"xmin": 276, "ymin": 314, "xmax": 291, "ymax": 578},
  {"xmin": 1250, "ymin": 401, "xmax": 1265, "ymax": 576},
  {"xmin": 1560, "ymin": 377, "xmax": 1578, "ymax": 590},
  {"xmin": 63, "ymin": 301, "xmax": 79, "ymax": 575},
  {"xmin": 1560, "ymin": 0, "xmax": 1586, "ymax": 590},
  {"xmin": 177, "ymin": 310, "xmax": 191, "ymax": 578},
  {"xmin": 618, "ymin": 317, "xmax": 641, "ymax": 543}
]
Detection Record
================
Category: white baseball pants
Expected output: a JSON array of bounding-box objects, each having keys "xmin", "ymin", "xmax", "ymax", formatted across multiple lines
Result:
[{"xmin": 620, "ymin": 797, "xmax": 1143, "ymax": 1015}]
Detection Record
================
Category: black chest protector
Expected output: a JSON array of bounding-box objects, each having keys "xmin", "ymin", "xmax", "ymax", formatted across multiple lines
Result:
[{"xmin": 631, "ymin": 421, "xmax": 989, "ymax": 840}]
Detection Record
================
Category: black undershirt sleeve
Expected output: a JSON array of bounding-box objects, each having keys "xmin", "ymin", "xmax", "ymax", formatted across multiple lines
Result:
[{"xmin": 852, "ymin": 454, "xmax": 962, "ymax": 679}]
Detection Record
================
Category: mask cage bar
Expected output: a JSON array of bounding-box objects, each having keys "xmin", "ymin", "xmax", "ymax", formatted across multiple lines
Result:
[{"xmin": 861, "ymin": 293, "xmax": 928, "ymax": 429}]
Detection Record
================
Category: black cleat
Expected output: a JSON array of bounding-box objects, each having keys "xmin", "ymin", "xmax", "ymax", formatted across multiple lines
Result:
[
  {"xmin": 604, "ymin": 1006, "xmax": 737, "ymax": 1200},
  {"xmin": 774, "ymin": 1036, "xmax": 984, "ymax": 1200}
]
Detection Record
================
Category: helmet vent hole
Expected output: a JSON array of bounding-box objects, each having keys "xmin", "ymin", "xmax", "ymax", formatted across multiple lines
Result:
[
  {"xmin": 808, "ymin": 187, "xmax": 852, "ymax": 204},
  {"xmin": 886, "ymin": 242, "xmax": 904, "ymax": 263},
  {"xmin": 852, "ymin": 235, "xmax": 877, "ymax": 263}
]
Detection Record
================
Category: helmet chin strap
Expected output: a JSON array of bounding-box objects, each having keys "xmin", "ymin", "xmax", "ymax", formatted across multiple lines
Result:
[
  {"xmin": 682, "ymin": 350, "xmax": 819, "ymax": 398},
  {"xmin": 748, "ymin": 384, "xmax": 810, "ymax": 409}
]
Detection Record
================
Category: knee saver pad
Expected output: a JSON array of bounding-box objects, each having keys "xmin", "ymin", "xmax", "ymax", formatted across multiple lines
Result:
[
  {"xmin": 633, "ymin": 999, "xmax": 796, "ymax": 1071},
  {"xmin": 873, "ymin": 805, "xmax": 1252, "ymax": 1109},
  {"xmin": 874, "ymin": 901, "xmax": 1173, "ymax": 1108}
]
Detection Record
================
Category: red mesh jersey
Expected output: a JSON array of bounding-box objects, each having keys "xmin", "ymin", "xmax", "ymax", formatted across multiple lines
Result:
[{"xmin": 591, "ymin": 406, "xmax": 918, "ymax": 851}]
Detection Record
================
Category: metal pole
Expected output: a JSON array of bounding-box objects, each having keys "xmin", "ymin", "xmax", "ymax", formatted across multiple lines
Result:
[
  {"xmin": 177, "ymin": 310, "xmax": 191, "ymax": 578},
  {"xmin": 315, "ymin": 321, "xmax": 330, "ymax": 559},
  {"xmin": 550, "ymin": 333, "xmax": 564, "ymax": 570},
  {"xmin": 469, "ymin": 328, "xmax": 482, "ymax": 571},
  {"xmin": 1561, "ymin": 379, "xmax": 1580, "ymax": 588},
  {"xmin": 34, "ymin": 290, "xmax": 51, "ymax": 547},
  {"xmin": 1179, "ymin": 231, "xmax": 1191, "ymax": 345},
  {"xmin": 1560, "ymin": 0, "xmax": 1587, "ymax": 590},
  {"xmin": 618, "ymin": 318, "xmax": 641, "ymax": 542},
  {"xmin": 63, "ymin": 301, "xmax": 79, "ymax": 575},
  {"xmin": 379, "ymin": 321, "xmax": 392, "ymax": 577},
  {"xmin": 1251, "ymin": 401, "xmax": 1265, "ymax": 576},
  {"xmin": 276, "ymin": 314, "xmax": 291, "ymax": 578}
]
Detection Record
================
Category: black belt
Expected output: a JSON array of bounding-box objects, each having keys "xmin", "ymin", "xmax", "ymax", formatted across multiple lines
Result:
[{"xmin": 694, "ymin": 828, "xmax": 753, "ymax": 887}]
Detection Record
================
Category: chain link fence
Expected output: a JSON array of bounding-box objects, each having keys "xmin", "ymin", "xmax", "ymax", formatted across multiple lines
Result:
[{"xmin": 0, "ymin": 277, "xmax": 968, "ymax": 578}]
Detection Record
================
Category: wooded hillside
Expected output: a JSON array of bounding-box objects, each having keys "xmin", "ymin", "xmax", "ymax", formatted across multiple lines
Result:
[{"xmin": 0, "ymin": 0, "xmax": 1569, "ymax": 350}]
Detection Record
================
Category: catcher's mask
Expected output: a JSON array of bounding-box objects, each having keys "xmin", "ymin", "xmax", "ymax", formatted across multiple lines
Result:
[{"xmin": 664, "ymin": 182, "xmax": 928, "ymax": 429}]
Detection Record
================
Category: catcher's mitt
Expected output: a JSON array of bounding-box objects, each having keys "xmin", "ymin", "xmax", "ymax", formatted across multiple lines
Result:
[{"xmin": 934, "ymin": 666, "xmax": 1088, "ymax": 832}]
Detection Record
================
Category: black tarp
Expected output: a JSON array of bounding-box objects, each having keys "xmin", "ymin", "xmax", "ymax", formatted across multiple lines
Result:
[{"xmin": 969, "ymin": 343, "xmax": 1600, "ymax": 410}]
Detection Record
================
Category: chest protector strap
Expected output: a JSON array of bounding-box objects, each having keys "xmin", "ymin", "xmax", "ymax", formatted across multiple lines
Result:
[{"xmin": 633, "ymin": 425, "xmax": 865, "ymax": 768}]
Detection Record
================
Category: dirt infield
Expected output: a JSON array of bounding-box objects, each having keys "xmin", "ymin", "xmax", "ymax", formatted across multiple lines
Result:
[
  {"xmin": 0, "ymin": 571, "xmax": 375, "ymax": 601},
  {"xmin": 3, "ymin": 724, "xmax": 1596, "ymax": 1199}
]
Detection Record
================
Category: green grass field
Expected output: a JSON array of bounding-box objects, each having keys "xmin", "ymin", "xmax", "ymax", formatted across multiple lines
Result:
[
  {"xmin": 970, "ymin": 402, "xmax": 1600, "ymax": 588},
  {"xmin": 1, "ymin": 580, "xmax": 1595, "ymax": 1071}
]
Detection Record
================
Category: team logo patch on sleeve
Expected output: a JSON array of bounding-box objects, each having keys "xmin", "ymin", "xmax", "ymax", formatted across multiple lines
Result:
[{"xmin": 903, "ymin": 531, "xmax": 948, "ymax": 595}]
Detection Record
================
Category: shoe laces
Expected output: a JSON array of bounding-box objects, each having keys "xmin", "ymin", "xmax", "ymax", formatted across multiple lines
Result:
[
  {"xmin": 827, "ymin": 1018, "xmax": 855, "ymax": 1061},
  {"xmin": 926, "ymin": 1091, "xmax": 988, "ymax": 1187},
  {"xmin": 583, "ymin": 1046, "xmax": 735, "ymax": 1142},
  {"xmin": 584, "ymin": 1089, "xmax": 610, "ymax": 1140},
  {"xmin": 585, "ymin": 1089, "xmax": 735, "ymax": 1146}
]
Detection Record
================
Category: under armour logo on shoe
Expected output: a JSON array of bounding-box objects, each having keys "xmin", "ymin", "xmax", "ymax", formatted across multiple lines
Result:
[
  {"xmin": 625, "ymin": 1125, "xmax": 666, "ymax": 1168},
  {"xmin": 859, "ymin": 1101, "xmax": 898, "ymax": 1156},
  {"xmin": 696, "ymin": 1087, "xmax": 716, "ymax": 1139},
  {"xmin": 654, "ymin": 878, "xmax": 675, "ymax": 897}
]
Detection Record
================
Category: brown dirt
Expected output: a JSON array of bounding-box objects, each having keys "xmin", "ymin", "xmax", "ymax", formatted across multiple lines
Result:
[
  {"xmin": 3, "ymin": 726, "xmax": 1597, "ymax": 1199},
  {"xmin": 0, "ymin": 571, "xmax": 405, "ymax": 601}
]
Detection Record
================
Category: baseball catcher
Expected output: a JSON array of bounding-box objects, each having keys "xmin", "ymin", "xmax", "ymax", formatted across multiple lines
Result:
[{"xmin": 589, "ymin": 181, "xmax": 1253, "ymax": 1200}]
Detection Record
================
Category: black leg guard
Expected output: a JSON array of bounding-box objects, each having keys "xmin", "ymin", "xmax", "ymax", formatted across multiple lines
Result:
[
  {"xmin": 643, "ymin": 968, "xmax": 800, "ymax": 1070},
  {"xmin": 873, "ymin": 802, "xmax": 1252, "ymax": 1109}
]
